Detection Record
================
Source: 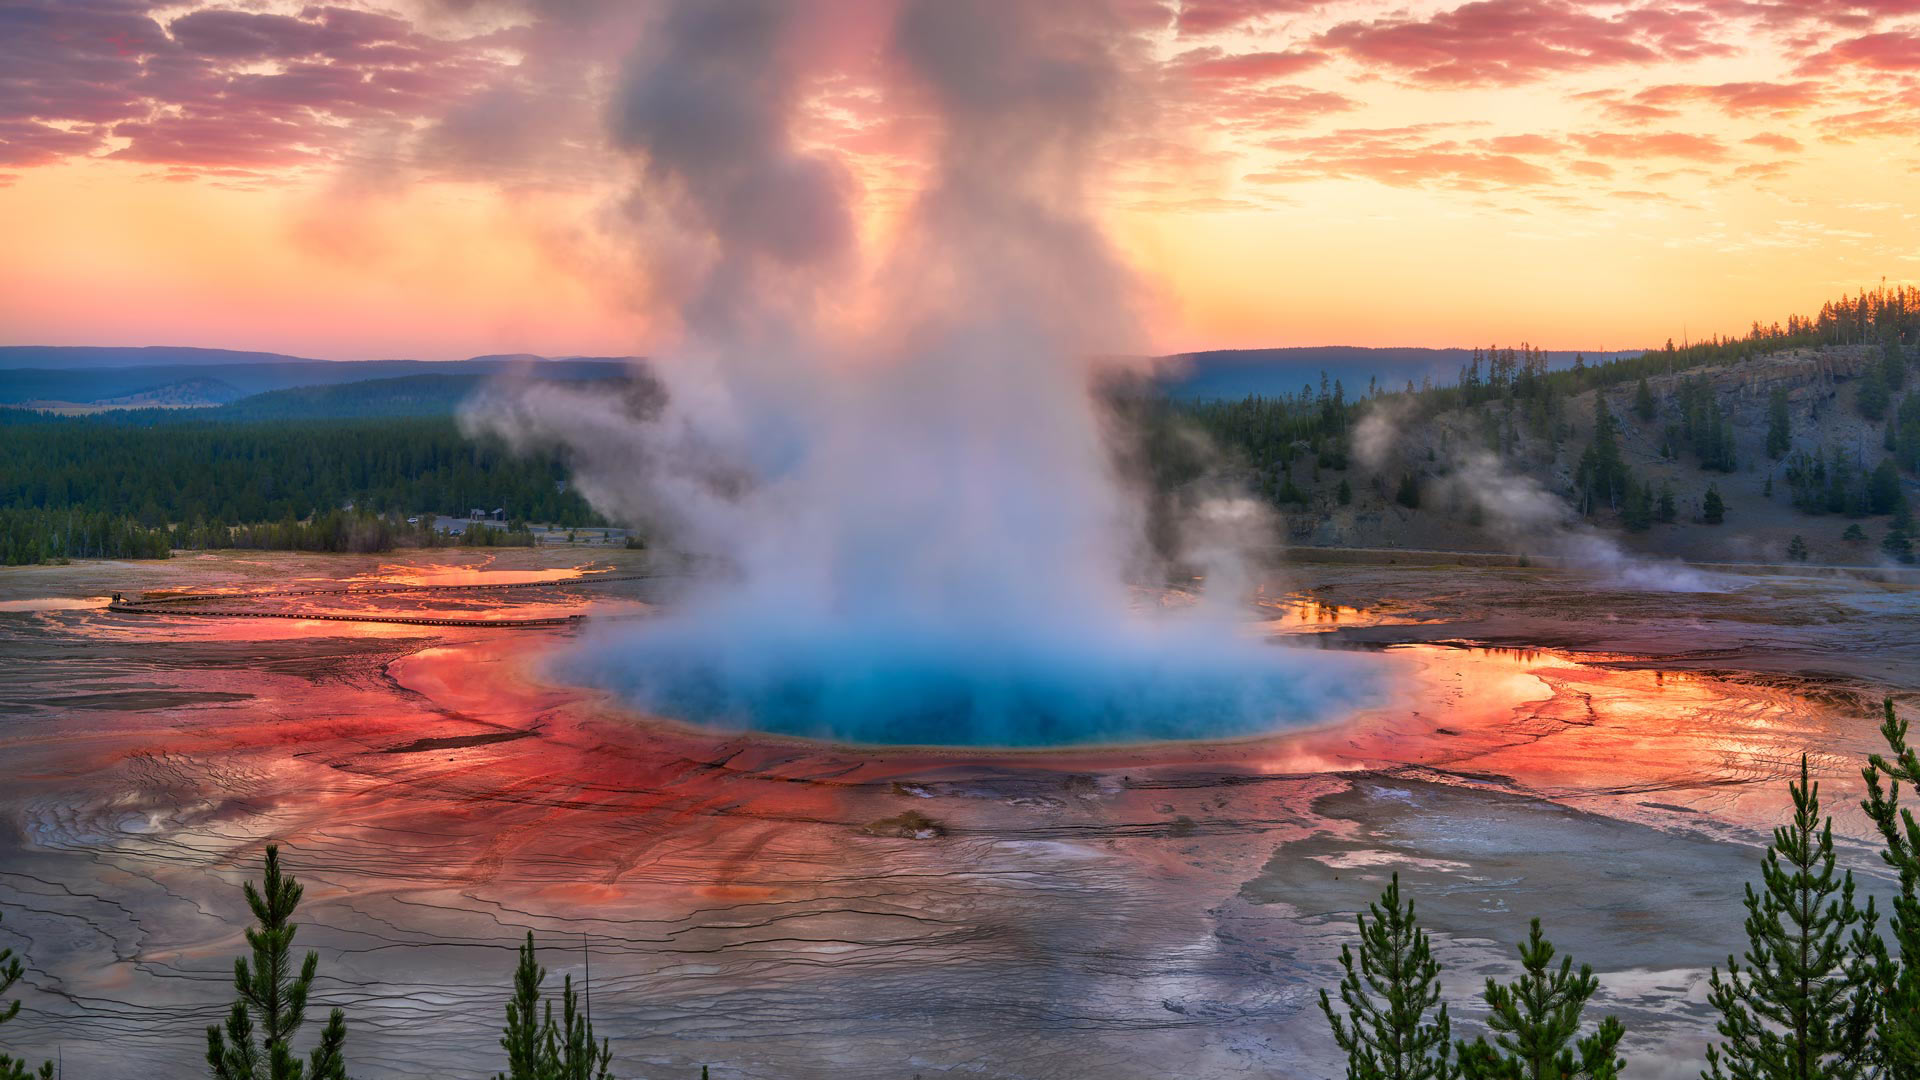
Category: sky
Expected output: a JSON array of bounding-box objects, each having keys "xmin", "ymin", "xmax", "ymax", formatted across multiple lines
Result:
[{"xmin": 0, "ymin": 0, "xmax": 1916, "ymax": 362}]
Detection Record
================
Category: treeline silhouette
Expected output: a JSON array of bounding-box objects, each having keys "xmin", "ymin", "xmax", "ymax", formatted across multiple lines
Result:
[
  {"xmin": 0, "ymin": 414, "xmax": 600, "ymax": 562},
  {"xmin": 0, "ymin": 507, "xmax": 540, "ymax": 566},
  {"xmin": 0, "ymin": 507, "xmax": 173, "ymax": 565}
]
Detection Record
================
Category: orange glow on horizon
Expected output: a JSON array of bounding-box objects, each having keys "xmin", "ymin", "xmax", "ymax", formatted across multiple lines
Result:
[{"xmin": 3, "ymin": 1, "xmax": 1916, "ymax": 360}]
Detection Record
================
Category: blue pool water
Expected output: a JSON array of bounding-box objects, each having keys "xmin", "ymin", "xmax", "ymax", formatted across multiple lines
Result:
[{"xmin": 565, "ymin": 617, "xmax": 1386, "ymax": 748}]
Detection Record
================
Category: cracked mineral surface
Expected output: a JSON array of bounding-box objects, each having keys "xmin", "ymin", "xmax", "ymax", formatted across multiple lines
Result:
[{"xmin": 0, "ymin": 548, "xmax": 1915, "ymax": 1078}]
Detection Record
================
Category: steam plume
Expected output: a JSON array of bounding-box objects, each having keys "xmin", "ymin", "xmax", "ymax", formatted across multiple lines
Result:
[
  {"xmin": 466, "ymin": 0, "xmax": 1380, "ymax": 746},
  {"xmin": 1352, "ymin": 401, "xmax": 1723, "ymax": 594}
]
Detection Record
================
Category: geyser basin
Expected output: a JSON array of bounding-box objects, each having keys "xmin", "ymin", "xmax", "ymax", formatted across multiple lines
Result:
[{"xmin": 566, "ymin": 617, "xmax": 1388, "ymax": 748}]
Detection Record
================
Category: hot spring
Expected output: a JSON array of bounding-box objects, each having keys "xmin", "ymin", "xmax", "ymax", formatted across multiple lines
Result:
[
  {"xmin": 562, "ymin": 611, "xmax": 1388, "ymax": 748},
  {"xmin": 468, "ymin": 2, "xmax": 1393, "ymax": 751}
]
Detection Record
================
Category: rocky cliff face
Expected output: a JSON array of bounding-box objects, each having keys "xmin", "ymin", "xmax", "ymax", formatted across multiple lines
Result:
[{"xmin": 1637, "ymin": 344, "xmax": 1875, "ymax": 435}]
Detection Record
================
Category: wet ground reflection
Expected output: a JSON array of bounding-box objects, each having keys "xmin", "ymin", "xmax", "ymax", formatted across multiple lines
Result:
[{"xmin": 0, "ymin": 549, "xmax": 1912, "ymax": 1078}]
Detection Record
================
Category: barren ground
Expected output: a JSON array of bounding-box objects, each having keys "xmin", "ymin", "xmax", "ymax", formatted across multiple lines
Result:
[{"xmin": 0, "ymin": 548, "xmax": 1915, "ymax": 1078}]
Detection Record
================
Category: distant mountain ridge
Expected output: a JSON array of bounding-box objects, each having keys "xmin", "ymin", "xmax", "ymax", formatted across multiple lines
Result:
[
  {"xmin": 10, "ymin": 377, "xmax": 251, "ymax": 414},
  {"xmin": 0, "ymin": 343, "xmax": 1658, "ymax": 413},
  {"xmin": 0, "ymin": 345, "xmax": 323, "ymax": 369},
  {"xmin": 0, "ymin": 345, "xmax": 641, "ymax": 369},
  {"xmin": 0, "ymin": 353, "xmax": 636, "ymax": 406}
]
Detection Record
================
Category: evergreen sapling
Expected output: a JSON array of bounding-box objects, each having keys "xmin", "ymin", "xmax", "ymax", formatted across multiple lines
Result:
[
  {"xmin": 1703, "ymin": 756, "xmax": 1876, "ymax": 1080},
  {"xmin": 1455, "ymin": 919, "xmax": 1625, "ymax": 1080},
  {"xmin": 1320, "ymin": 873, "xmax": 1455, "ymax": 1080}
]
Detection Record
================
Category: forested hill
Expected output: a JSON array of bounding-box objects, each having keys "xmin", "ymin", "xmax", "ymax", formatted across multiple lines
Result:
[
  {"xmin": 0, "ymin": 414, "xmax": 600, "ymax": 531},
  {"xmin": 1171, "ymin": 283, "xmax": 1920, "ymax": 565},
  {"xmin": 1159, "ymin": 346, "xmax": 1645, "ymax": 403}
]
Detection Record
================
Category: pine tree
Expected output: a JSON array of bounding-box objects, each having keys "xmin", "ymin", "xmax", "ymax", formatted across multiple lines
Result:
[
  {"xmin": 547, "ymin": 972, "xmax": 612, "ymax": 1080},
  {"xmin": 1320, "ymin": 873, "xmax": 1455, "ymax": 1080},
  {"xmin": 1886, "ymin": 507, "xmax": 1916, "ymax": 564},
  {"xmin": 1704, "ymin": 484, "xmax": 1727, "ymax": 525},
  {"xmin": 205, "ymin": 845, "xmax": 350, "ymax": 1080},
  {"xmin": 1860, "ymin": 698, "xmax": 1920, "ymax": 1071},
  {"xmin": 1397, "ymin": 474, "xmax": 1422, "ymax": 510},
  {"xmin": 1767, "ymin": 387, "xmax": 1792, "ymax": 459},
  {"xmin": 1657, "ymin": 484, "xmax": 1677, "ymax": 524},
  {"xmin": 1860, "ymin": 368, "xmax": 1892, "ymax": 422},
  {"xmin": 1634, "ymin": 378, "xmax": 1656, "ymax": 422},
  {"xmin": 1576, "ymin": 398, "xmax": 1629, "ymax": 514},
  {"xmin": 1786, "ymin": 535, "xmax": 1808, "ymax": 562},
  {"xmin": 500, "ymin": 934, "xmax": 547, "ymax": 1080},
  {"xmin": 1455, "ymin": 919, "xmax": 1625, "ymax": 1080},
  {"xmin": 1869, "ymin": 461, "xmax": 1904, "ymax": 516},
  {"xmin": 496, "ymin": 935, "xmax": 614, "ymax": 1080},
  {"xmin": 1621, "ymin": 479, "xmax": 1652, "ymax": 532},
  {"xmin": 0, "ymin": 913, "xmax": 53, "ymax": 1080},
  {"xmin": 1703, "ymin": 757, "xmax": 1876, "ymax": 1080}
]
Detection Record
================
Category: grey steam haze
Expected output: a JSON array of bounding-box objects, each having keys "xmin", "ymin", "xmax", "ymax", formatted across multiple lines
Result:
[
  {"xmin": 465, "ymin": 0, "xmax": 1384, "ymax": 746},
  {"xmin": 1351, "ymin": 403, "xmax": 1723, "ymax": 593}
]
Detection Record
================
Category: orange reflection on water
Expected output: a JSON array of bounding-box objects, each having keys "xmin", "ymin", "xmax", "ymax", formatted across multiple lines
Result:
[
  {"xmin": 1252, "ymin": 592, "xmax": 1434, "ymax": 635},
  {"xmin": 363, "ymin": 560, "xmax": 605, "ymax": 588},
  {"xmin": 1276, "ymin": 640, "xmax": 1864, "ymax": 836}
]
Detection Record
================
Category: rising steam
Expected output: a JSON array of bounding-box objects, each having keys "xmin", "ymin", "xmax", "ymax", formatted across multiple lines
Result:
[
  {"xmin": 1353, "ymin": 401, "xmax": 1724, "ymax": 594},
  {"xmin": 464, "ymin": 0, "xmax": 1381, "ymax": 746}
]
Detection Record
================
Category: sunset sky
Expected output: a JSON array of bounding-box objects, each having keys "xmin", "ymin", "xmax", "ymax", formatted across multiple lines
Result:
[{"xmin": 2, "ymin": 0, "xmax": 1916, "ymax": 361}]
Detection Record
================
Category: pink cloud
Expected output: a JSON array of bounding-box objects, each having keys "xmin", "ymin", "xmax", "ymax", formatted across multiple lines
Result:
[
  {"xmin": 1799, "ymin": 31, "xmax": 1920, "ymax": 73},
  {"xmin": 0, "ymin": 119, "xmax": 100, "ymax": 166},
  {"xmin": 1173, "ymin": 0, "xmax": 1322, "ymax": 37},
  {"xmin": 1171, "ymin": 47, "xmax": 1328, "ymax": 81},
  {"xmin": 1484, "ymin": 133, "xmax": 1563, "ymax": 154},
  {"xmin": 1570, "ymin": 131, "xmax": 1730, "ymax": 161},
  {"xmin": 1699, "ymin": 0, "xmax": 1920, "ymax": 32},
  {"xmin": 1257, "ymin": 125, "xmax": 1562, "ymax": 189},
  {"xmin": 1316, "ymin": 0, "xmax": 1735, "ymax": 87},
  {"xmin": 0, "ymin": 1, "xmax": 511, "ymax": 175},
  {"xmin": 1634, "ymin": 81, "xmax": 1824, "ymax": 115}
]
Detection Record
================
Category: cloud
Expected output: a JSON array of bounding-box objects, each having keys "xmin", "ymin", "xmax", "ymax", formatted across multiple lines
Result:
[
  {"xmin": 1729, "ymin": 160, "xmax": 1794, "ymax": 180},
  {"xmin": 1484, "ymin": 133, "xmax": 1564, "ymax": 154},
  {"xmin": 1700, "ymin": 0, "xmax": 1920, "ymax": 32},
  {"xmin": 1255, "ymin": 126, "xmax": 1562, "ymax": 189},
  {"xmin": 1744, "ymin": 132, "xmax": 1805, "ymax": 151},
  {"xmin": 0, "ymin": 119, "xmax": 101, "ymax": 167},
  {"xmin": 1799, "ymin": 30, "xmax": 1920, "ymax": 73},
  {"xmin": 1316, "ymin": 0, "xmax": 1734, "ymax": 87},
  {"xmin": 1633, "ymin": 80, "xmax": 1824, "ymax": 115},
  {"xmin": 1173, "ymin": 0, "xmax": 1320, "ymax": 37},
  {"xmin": 1570, "ymin": 131, "xmax": 1730, "ymax": 161},
  {"xmin": 1170, "ymin": 47, "xmax": 1328, "ymax": 81},
  {"xmin": 0, "ymin": 0, "xmax": 512, "ymax": 175}
]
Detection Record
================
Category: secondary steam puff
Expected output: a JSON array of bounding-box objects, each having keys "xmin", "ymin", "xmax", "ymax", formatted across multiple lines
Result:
[{"xmin": 466, "ymin": 0, "xmax": 1381, "ymax": 745}]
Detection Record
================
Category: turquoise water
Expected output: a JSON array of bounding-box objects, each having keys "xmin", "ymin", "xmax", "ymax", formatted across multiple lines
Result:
[{"xmin": 568, "ymin": 619, "xmax": 1385, "ymax": 748}]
